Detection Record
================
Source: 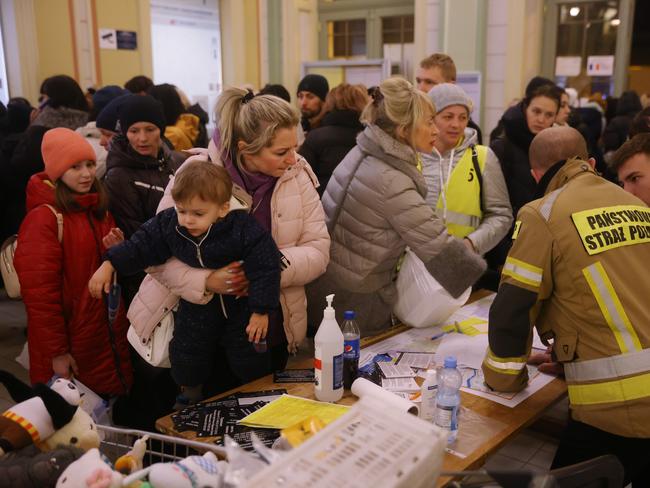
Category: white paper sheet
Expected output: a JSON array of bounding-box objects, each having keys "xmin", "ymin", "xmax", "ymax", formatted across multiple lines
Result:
[
  {"xmin": 382, "ymin": 377, "xmax": 420, "ymax": 392},
  {"xmin": 460, "ymin": 366, "xmax": 557, "ymax": 408},
  {"xmin": 434, "ymin": 332, "xmax": 489, "ymax": 370},
  {"xmin": 396, "ymin": 352, "xmax": 436, "ymax": 370},
  {"xmin": 377, "ymin": 362, "xmax": 416, "ymax": 378}
]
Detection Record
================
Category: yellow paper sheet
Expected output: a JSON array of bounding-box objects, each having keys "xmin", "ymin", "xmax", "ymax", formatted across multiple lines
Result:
[
  {"xmin": 442, "ymin": 317, "xmax": 489, "ymax": 336},
  {"xmin": 238, "ymin": 394, "xmax": 350, "ymax": 429}
]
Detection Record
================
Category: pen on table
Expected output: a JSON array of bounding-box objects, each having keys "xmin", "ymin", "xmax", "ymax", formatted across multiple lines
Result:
[
  {"xmin": 430, "ymin": 322, "xmax": 462, "ymax": 340},
  {"xmin": 431, "ymin": 330, "xmax": 449, "ymax": 341}
]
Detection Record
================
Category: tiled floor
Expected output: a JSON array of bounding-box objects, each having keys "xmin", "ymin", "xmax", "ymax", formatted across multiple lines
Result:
[{"xmin": 483, "ymin": 429, "xmax": 559, "ymax": 473}]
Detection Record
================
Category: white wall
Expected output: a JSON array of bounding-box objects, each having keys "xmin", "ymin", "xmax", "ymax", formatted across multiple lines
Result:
[
  {"xmin": 150, "ymin": 0, "xmax": 222, "ymax": 122},
  {"xmin": 484, "ymin": 0, "xmax": 509, "ymax": 139}
]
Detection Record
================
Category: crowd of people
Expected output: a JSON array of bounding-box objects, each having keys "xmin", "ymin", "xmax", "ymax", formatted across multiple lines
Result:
[{"xmin": 1, "ymin": 51, "xmax": 649, "ymax": 484}]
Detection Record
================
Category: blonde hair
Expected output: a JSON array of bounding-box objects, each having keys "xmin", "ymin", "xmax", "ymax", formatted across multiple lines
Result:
[
  {"xmin": 361, "ymin": 77, "xmax": 435, "ymax": 151},
  {"xmin": 324, "ymin": 83, "xmax": 369, "ymax": 114},
  {"xmin": 215, "ymin": 87, "xmax": 300, "ymax": 168},
  {"xmin": 172, "ymin": 160, "xmax": 232, "ymax": 205}
]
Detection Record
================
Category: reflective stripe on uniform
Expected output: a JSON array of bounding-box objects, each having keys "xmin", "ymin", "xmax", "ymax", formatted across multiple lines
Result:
[
  {"xmin": 568, "ymin": 372, "xmax": 650, "ymax": 405},
  {"xmin": 582, "ymin": 262, "xmax": 642, "ymax": 353},
  {"xmin": 444, "ymin": 209, "xmax": 481, "ymax": 229},
  {"xmin": 502, "ymin": 257, "xmax": 543, "ymax": 288},
  {"xmin": 565, "ymin": 348, "xmax": 650, "ymax": 383},
  {"xmin": 540, "ymin": 187, "xmax": 566, "ymax": 221},
  {"xmin": 483, "ymin": 348, "xmax": 527, "ymax": 375}
]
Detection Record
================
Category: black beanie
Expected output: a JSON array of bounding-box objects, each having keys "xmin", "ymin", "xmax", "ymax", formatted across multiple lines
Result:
[
  {"xmin": 117, "ymin": 95, "xmax": 166, "ymax": 135},
  {"xmin": 297, "ymin": 74, "xmax": 329, "ymax": 101},
  {"xmin": 96, "ymin": 94, "xmax": 132, "ymax": 132}
]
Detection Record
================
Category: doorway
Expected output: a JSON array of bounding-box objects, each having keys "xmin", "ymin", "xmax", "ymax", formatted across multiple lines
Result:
[{"xmin": 150, "ymin": 0, "xmax": 222, "ymax": 127}]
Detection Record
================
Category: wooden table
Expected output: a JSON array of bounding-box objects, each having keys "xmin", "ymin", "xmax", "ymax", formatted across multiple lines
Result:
[{"xmin": 156, "ymin": 292, "xmax": 567, "ymax": 486}]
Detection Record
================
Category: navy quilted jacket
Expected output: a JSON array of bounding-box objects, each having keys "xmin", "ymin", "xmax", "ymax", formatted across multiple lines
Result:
[{"xmin": 106, "ymin": 208, "xmax": 281, "ymax": 313}]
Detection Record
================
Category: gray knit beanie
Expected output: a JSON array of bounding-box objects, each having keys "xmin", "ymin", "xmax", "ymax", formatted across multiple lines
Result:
[{"xmin": 427, "ymin": 83, "xmax": 472, "ymax": 114}]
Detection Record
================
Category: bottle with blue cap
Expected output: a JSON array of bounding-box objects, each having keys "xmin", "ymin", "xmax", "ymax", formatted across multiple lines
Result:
[
  {"xmin": 341, "ymin": 310, "xmax": 360, "ymax": 389},
  {"xmin": 434, "ymin": 355, "xmax": 462, "ymax": 443}
]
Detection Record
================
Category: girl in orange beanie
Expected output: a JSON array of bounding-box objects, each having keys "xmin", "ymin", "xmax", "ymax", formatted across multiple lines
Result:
[{"xmin": 14, "ymin": 127, "xmax": 133, "ymax": 398}]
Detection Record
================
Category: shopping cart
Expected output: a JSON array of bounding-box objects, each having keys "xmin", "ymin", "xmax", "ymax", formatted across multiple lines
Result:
[{"xmin": 97, "ymin": 424, "xmax": 226, "ymax": 466}]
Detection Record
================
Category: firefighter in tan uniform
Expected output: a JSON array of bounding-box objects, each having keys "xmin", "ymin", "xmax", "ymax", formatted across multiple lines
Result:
[{"xmin": 482, "ymin": 127, "xmax": 650, "ymax": 485}]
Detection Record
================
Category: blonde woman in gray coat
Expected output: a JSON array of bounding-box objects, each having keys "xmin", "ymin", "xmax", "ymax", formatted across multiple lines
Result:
[{"xmin": 307, "ymin": 77, "xmax": 486, "ymax": 336}]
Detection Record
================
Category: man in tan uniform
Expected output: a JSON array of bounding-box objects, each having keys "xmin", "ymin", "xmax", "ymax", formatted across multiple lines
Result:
[{"xmin": 482, "ymin": 126, "xmax": 650, "ymax": 485}]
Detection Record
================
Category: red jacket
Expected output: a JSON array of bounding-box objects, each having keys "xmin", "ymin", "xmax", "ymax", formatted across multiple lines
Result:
[{"xmin": 15, "ymin": 172, "xmax": 132, "ymax": 396}]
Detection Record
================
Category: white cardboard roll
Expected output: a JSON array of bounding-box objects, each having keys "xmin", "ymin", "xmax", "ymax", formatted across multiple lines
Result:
[{"xmin": 351, "ymin": 377, "xmax": 419, "ymax": 416}]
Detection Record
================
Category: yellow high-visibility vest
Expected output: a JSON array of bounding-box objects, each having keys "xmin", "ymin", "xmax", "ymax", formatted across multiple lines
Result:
[{"xmin": 436, "ymin": 144, "xmax": 487, "ymax": 238}]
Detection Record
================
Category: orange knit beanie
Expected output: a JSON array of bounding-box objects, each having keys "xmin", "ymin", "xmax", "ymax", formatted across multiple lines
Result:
[{"xmin": 41, "ymin": 127, "xmax": 96, "ymax": 182}]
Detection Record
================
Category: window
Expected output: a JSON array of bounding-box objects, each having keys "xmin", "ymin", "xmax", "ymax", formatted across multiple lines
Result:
[
  {"xmin": 319, "ymin": 2, "xmax": 414, "ymax": 75},
  {"xmin": 382, "ymin": 15, "xmax": 414, "ymax": 76},
  {"xmin": 555, "ymin": 1, "xmax": 619, "ymax": 95},
  {"xmin": 381, "ymin": 15, "xmax": 414, "ymax": 44},
  {"xmin": 328, "ymin": 19, "xmax": 366, "ymax": 58}
]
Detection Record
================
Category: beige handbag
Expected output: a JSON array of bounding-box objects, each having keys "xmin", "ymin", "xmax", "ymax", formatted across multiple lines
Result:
[{"xmin": 1, "ymin": 204, "xmax": 63, "ymax": 299}]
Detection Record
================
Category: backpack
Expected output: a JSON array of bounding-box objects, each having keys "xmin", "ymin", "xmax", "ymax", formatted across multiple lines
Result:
[{"xmin": 0, "ymin": 204, "xmax": 63, "ymax": 299}]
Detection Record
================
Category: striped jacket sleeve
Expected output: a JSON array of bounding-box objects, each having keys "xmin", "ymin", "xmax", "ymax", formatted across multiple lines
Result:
[{"xmin": 482, "ymin": 204, "xmax": 554, "ymax": 392}]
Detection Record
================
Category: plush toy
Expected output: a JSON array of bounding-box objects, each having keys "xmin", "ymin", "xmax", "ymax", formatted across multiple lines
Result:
[
  {"xmin": 55, "ymin": 448, "xmax": 123, "ymax": 488},
  {"xmin": 0, "ymin": 444, "xmax": 84, "ymax": 488},
  {"xmin": 114, "ymin": 435, "xmax": 148, "ymax": 475},
  {"xmin": 39, "ymin": 406, "xmax": 100, "ymax": 452},
  {"xmin": 49, "ymin": 378, "xmax": 81, "ymax": 407},
  {"xmin": 145, "ymin": 452, "xmax": 223, "ymax": 488},
  {"xmin": 0, "ymin": 370, "xmax": 99, "ymax": 455}
]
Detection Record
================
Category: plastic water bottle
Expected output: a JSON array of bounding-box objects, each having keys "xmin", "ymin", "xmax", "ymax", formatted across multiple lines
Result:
[
  {"xmin": 314, "ymin": 294, "xmax": 344, "ymax": 402},
  {"xmin": 434, "ymin": 356, "xmax": 462, "ymax": 443},
  {"xmin": 419, "ymin": 369, "xmax": 437, "ymax": 422},
  {"xmin": 341, "ymin": 310, "xmax": 360, "ymax": 389}
]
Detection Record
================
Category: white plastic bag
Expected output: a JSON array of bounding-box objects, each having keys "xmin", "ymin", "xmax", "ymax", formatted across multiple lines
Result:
[{"xmin": 393, "ymin": 249, "xmax": 471, "ymax": 328}]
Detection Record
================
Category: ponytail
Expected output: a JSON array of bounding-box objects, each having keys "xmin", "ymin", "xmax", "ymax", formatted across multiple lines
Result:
[{"xmin": 214, "ymin": 87, "xmax": 300, "ymax": 168}]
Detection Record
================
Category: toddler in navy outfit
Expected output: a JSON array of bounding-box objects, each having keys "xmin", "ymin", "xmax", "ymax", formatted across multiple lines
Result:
[{"xmin": 90, "ymin": 161, "xmax": 281, "ymax": 407}]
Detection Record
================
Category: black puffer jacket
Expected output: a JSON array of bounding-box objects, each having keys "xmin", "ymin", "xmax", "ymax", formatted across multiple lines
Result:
[
  {"xmin": 602, "ymin": 91, "xmax": 642, "ymax": 153},
  {"xmin": 490, "ymin": 102, "xmax": 537, "ymax": 218},
  {"xmin": 103, "ymin": 135, "xmax": 185, "ymax": 238},
  {"xmin": 298, "ymin": 109, "xmax": 363, "ymax": 195},
  {"xmin": 487, "ymin": 103, "xmax": 537, "ymax": 269},
  {"xmin": 107, "ymin": 208, "xmax": 281, "ymax": 314}
]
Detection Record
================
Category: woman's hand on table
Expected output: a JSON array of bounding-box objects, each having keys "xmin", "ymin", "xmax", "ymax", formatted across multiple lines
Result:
[{"xmin": 205, "ymin": 261, "xmax": 249, "ymax": 297}]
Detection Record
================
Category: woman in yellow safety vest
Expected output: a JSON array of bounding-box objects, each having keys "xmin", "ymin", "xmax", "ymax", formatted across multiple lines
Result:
[{"xmin": 421, "ymin": 83, "xmax": 513, "ymax": 256}]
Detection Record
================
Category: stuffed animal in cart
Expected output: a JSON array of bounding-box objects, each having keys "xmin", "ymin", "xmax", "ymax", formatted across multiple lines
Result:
[
  {"xmin": 0, "ymin": 444, "xmax": 84, "ymax": 488},
  {"xmin": 128, "ymin": 451, "xmax": 223, "ymax": 488},
  {"xmin": 114, "ymin": 435, "xmax": 148, "ymax": 475},
  {"xmin": 0, "ymin": 370, "xmax": 99, "ymax": 455},
  {"xmin": 55, "ymin": 448, "xmax": 124, "ymax": 488}
]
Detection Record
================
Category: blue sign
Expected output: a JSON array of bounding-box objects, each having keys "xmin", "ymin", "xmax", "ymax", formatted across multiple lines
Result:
[{"xmin": 116, "ymin": 30, "xmax": 137, "ymax": 50}]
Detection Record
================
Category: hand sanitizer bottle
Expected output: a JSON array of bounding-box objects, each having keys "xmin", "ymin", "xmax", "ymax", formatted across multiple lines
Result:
[{"xmin": 314, "ymin": 294, "xmax": 344, "ymax": 402}]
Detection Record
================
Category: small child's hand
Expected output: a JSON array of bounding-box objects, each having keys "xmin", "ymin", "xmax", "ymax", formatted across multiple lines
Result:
[
  {"xmin": 102, "ymin": 227, "xmax": 124, "ymax": 248},
  {"xmin": 89, "ymin": 261, "xmax": 115, "ymax": 298},
  {"xmin": 245, "ymin": 313, "xmax": 268, "ymax": 343}
]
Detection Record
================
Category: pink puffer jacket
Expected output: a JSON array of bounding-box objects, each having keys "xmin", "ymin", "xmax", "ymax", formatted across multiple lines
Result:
[{"xmin": 127, "ymin": 142, "xmax": 330, "ymax": 351}]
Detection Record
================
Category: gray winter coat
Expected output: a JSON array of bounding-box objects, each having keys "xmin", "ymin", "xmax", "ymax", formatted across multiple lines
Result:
[
  {"xmin": 420, "ymin": 127, "xmax": 513, "ymax": 255},
  {"xmin": 307, "ymin": 125, "xmax": 486, "ymax": 336}
]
